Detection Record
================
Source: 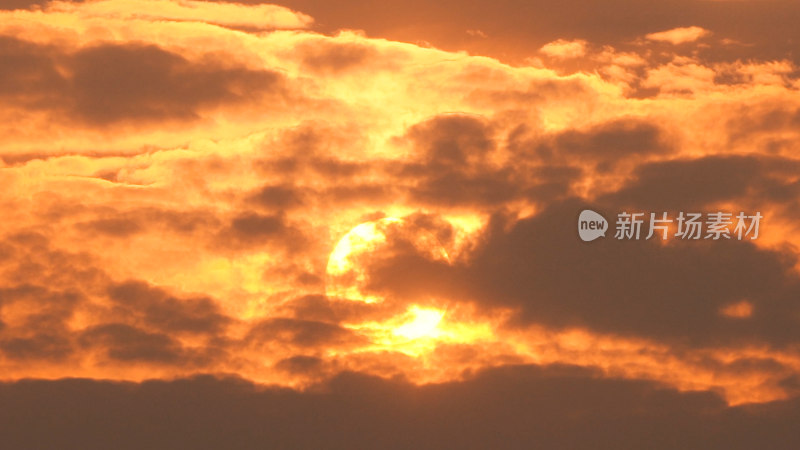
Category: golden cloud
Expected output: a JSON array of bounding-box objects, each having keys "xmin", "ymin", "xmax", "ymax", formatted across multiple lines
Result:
[{"xmin": 0, "ymin": 0, "xmax": 799, "ymax": 411}]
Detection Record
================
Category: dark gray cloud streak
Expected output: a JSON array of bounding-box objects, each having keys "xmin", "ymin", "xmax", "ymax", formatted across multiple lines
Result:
[{"xmin": 0, "ymin": 37, "xmax": 284, "ymax": 125}]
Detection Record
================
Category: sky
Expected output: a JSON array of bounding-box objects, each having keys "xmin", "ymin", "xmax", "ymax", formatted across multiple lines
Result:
[{"xmin": 1, "ymin": 0, "xmax": 800, "ymax": 447}]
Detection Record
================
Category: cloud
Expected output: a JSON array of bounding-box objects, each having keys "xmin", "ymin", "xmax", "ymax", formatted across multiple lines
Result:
[
  {"xmin": 0, "ymin": 37, "xmax": 286, "ymax": 125},
  {"xmin": 398, "ymin": 114, "xmax": 531, "ymax": 207},
  {"xmin": 273, "ymin": 0, "xmax": 800, "ymax": 65},
  {"xmin": 0, "ymin": 36, "xmax": 65, "ymax": 108},
  {"xmin": 215, "ymin": 212, "xmax": 310, "ymax": 254},
  {"xmin": 246, "ymin": 317, "xmax": 365, "ymax": 348},
  {"xmin": 0, "ymin": 0, "xmax": 54, "ymax": 10},
  {"xmin": 528, "ymin": 118, "xmax": 672, "ymax": 171},
  {"xmin": 0, "ymin": 365, "xmax": 799, "ymax": 449},
  {"xmin": 329, "ymin": 153, "xmax": 800, "ymax": 353},
  {"xmin": 539, "ymin": 39, "xmax": 588, "ymax": 58},
  {"xmin": 297, "ymin": 38, "xmax": 378, "ymax": 73},
  {"xmin": 0, "ymin": 234, "xmax": 98, "ymax": 363},
  {"xmin": 69, "ymin": 43, "xmax": 284, "ymax": 124},
  {"xmin": 1, "ymin": 329, "xmax": 74, "ymax": 361},
  {"xmin": 0, "ymin": 0, "xmax": 800, "ymax": 412},
  {"xmin": 646, "ymin": 26, "xmax": 711, "ymax": 45},
  {"xmin": 47, "ymin": 0, "xmax": 313, "ymax": 30},
  {"xmin": 79, "ymin": 323, "xmax": 199, "ymax": 364},
  {"xmin": 107, "ymin": 281, "xmax": 231, "ymax": 335},
  {"xmin": 457, "ymin": 198, "xmax": 800, "ymax": 347},
  {"xmin": 604, "ymin": 155, "xmax": 800, "ymax": 211},
  {"xmin": 249, "ymin": 184, "xmax": 306, "ymax": 210},
  {"xmin": 0, "ymin": 233, "xmax": 232, "ymax": 370}
]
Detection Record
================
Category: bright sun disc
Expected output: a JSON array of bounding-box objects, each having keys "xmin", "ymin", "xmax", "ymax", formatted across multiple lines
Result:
[
  {"xmin": 325, "ymin": 217, "xmax": 448, "ymax": 303},
  {"xmin": 393, "ymin": 306, "xmax": 444, "ymax": 340}
]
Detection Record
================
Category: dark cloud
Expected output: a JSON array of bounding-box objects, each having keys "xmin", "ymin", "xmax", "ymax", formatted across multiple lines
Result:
[
  {"xmin": 251, "ymin": 124, "xmax": 399, "ymax": 209},
  {"xmin": 78, "ymin": 323, "xmax": 224, "ymax": 366},
  {"xmin": 306, "ymin": 158, "xmax": 364, "ymax": 179},
  {"xmin": 0, "ymin": 285, "xmax": 82, "ymax": 330},
  {"xmin": 398, "ymin": 115, "xmax": 528, "ymax": 207},
  {"xmin": 0, "ymin": 236, "xmax": 100, "ymax": 361},
  {"xmin": 323, "ymin": 183, "xmax": 395, "ymax": 204},
  {"xmin": 343, "ymin": 151, "xmax": 800, "ymax": 347},
  {"xmin": 726, "ymin": 106, "xmax": 800, "ymax": 143},
  {"xmin": 696, "ymin": 355, "xmax": 794, "ymax": 378},
  {"xmin": 248, "ymin": 177, "xmax": 396, "ymax": 211},
  {"xmin": 533, "ymin": 118, "xmax": 672, "ymax": 170},
  {"xmin": 780, "ymin": 374, "xmax": 800, "ymax": 397},
  {"xmin": 108, "ymin": 281, "xmax": 231, "ymax": 335},
  {"xmin": 70, "ymin": 44, "xmax": 282, "ymax": 124},
  {"xmin": 525, "ymin": 164, "xmax": 582, "ymax": 200},
  {"xmin": 279, "ymin": 293, "xmax": 408, "ymax": 327},
  {"xmin": 0, "ymin": 233, "xmax": 233, "ymax": 365},
  {"xmin": 0, "ymin": 0, "xmax": 70, "ymax": 11},
  {"xmin": 605, "ymin": 155, "xmax": 800, "ymax": 211},
  {"xmin": 75, "ymin": 207, "xmax": 221, "ymax": 237},
  {"xmin": 82, "ymin": 217, "xmax": 144, "ymax": 237},
  {"xmin": 274, "ymin": 355, "xmax": 325, "ymax": 374},
  {"xmin": 79, "ymin": 323, "xmax": 188, "ymax": 364},
  {"xmin": 248, "ymin": 183, "xmax": 397, "ymax": 210},
  {"xmin": 250, "ymin": 184, "xmax": 306, "ymax": 210},
  {"xmin": 404, "ymin": 212, "xmax": 458, "ymax": 250},
  {"xmin": 397, "ymin": 114, "xmax": 588, "ymax": 207},
  {"xmin": 470, "ymin": 78, "xmax": 596, "ymax": 109},
  {"xmin": 246, "ymin": 317, "xmax": 364, "ymax": 348},
  {"xmin": 357, "ymin": 237, "xmax": 457, "ymax": 304},
  {"xmin": 0, "ymin": 332, "xmax": 74, "ymax": 361},
  {"xmin": 459, "ymin": 198, "xmax": 800, "ymax": 346},
  {"xmin": 228, "ymin": 213, "xmax": 288, "ymax": 238},
  {"xmin": 1, "ymin": 364, "xmax": 800, "ymax": 449},
  {"xmin": 409, "ymin": 168, "xmax": 523, "ymax": 207},
  {"xmin": 275, "ymin": 0, "xmax": 800, "ymax": 64},
  {"xmin": 0, "ymin": 36, "xmax": 65, "ymax": 107},
  {"xmin": 217, "ymin": 212, "xmax": 309, "ymax": 252},
  {"xmin": 0, "ymin": 37, "xmax": 286, "ymax": 124},
  {"xmin": 297, "ymin": 40, "xmax": 377, "ymax": 73},
  {"xmin": 406, "ymin": 115, "xmax": 495, "ymax": 168},
  {"xmin": 280, "ymin": 294, "xmax": 369, "ymax": 323}
]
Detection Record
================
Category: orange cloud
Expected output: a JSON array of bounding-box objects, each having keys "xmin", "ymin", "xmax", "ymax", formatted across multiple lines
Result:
[
  {"xmin": 539, "ymin": 39, "xmax": 588, "ymax": 59},
  {"xmin": 646, "ymin": 26, "xmax": 711, "ymax": 45},
  {"xmin": 0, "ymin": 0, "xmax": 800, "ymax": 414},
  {"xmin": 47, "ymin": 0, "xmax": 313, "ymax": 29}
]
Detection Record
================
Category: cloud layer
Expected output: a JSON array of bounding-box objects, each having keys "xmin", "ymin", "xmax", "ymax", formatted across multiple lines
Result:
[{"xmin": 1, "ymin": 1, "xmax": 799, "ymax": 441}]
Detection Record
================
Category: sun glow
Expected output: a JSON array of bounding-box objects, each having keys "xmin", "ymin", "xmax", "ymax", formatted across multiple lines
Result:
[
  {"xmin": 326, "ymin": 219, "xmax": 398, "ymax": 276},
  {"xmin": 341, "ymin": 304, "xmax": 495, "ymax": 358},
  {"xmin": 325, "ymin": 218, "xmax": 401, "ymax": 303},
  {"xmin": 326, "ymin": 218, "xmax": 494, "ymax": 357},
  {"xmin": 393, "ymin": 306, "xmax": 444, "ymax": 339},
  {"xmin": 325, "ymin": 217, "xmax": 450, "ymax": 304}
]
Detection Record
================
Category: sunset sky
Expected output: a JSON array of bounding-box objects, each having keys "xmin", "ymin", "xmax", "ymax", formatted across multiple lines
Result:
[{"xmin": 1, "ymin": 0, "xmax": 800, "ymax": 448}]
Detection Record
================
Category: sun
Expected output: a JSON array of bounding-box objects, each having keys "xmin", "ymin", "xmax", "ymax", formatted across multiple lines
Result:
[
  {"xmin": 325, "ymin": 217, "xmax": 402, "ymax": 303},
  {"xmin": 392, "ymin": 306, "xmax": 445, "ymax": 340},
  {"xmin": 324, "ymin": 217, "xmax": 492, "ymax": 357},
  {"xmin": 325, "ymin": 217, "xmax": 447, "ymax": 303}
]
